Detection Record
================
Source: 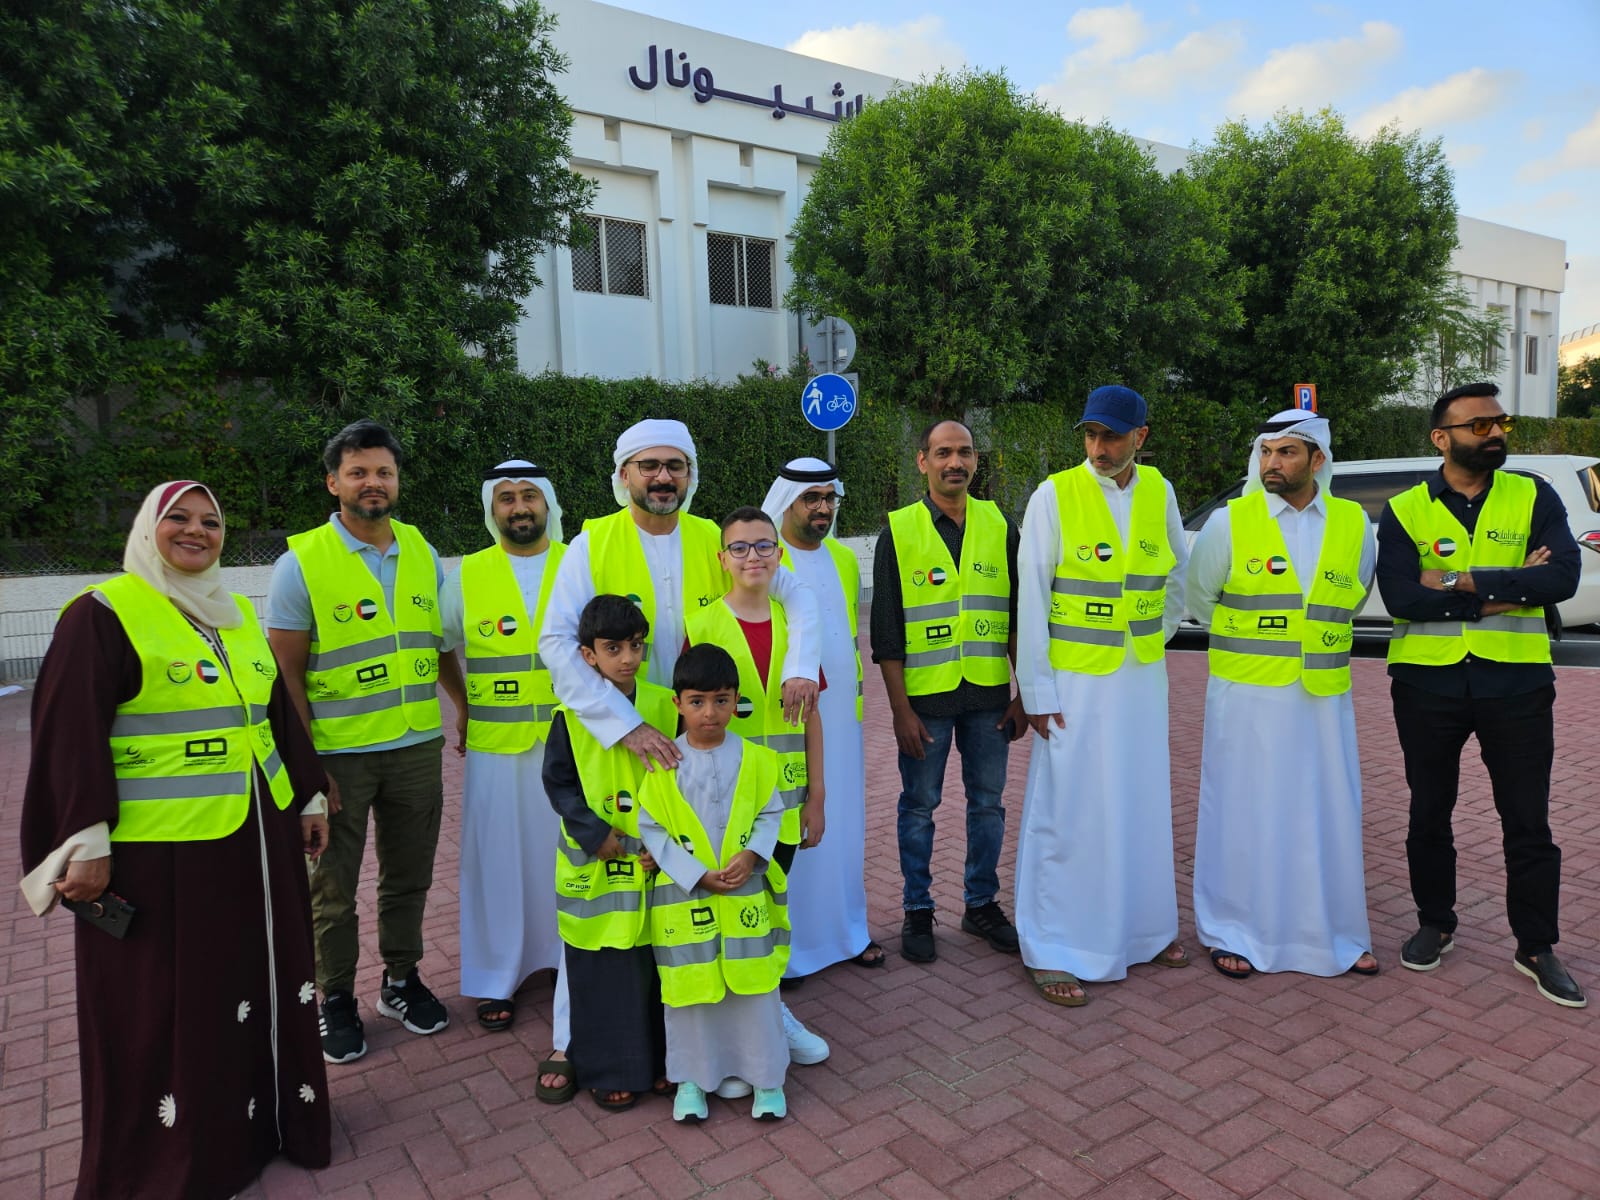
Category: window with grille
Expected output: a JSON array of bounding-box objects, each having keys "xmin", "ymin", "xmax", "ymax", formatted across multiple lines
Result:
[
  {"xmin": 1525, "ymin": 334, "xmax": 1538, "ymax": 376},
  {"xmin": 707, "ymin": 232, "xmax": 776, "ymax": 309},
  {"xmin": 570, "ymin": 215, "xmax": 648, "ymax": 298}
]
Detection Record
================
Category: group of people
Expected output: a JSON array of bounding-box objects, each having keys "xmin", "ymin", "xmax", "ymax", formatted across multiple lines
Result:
[{"xmin": 18, "ymin": 380, "xmax": 1586, "ymax": 1199}]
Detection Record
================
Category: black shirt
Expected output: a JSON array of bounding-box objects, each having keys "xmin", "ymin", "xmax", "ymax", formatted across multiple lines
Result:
[
  {"xmin": 1376, "ymin": 468, "xmax": 1579, "ymax": 698},
  {"xmin": 870, "ymin": 494, "xmax": 1021, "ymax": 717}
]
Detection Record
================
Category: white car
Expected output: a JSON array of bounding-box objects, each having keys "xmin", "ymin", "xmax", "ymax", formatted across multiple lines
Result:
[{"xmin": 1180, "ymin": 454, "xmax": 1600, "ymax": 629}]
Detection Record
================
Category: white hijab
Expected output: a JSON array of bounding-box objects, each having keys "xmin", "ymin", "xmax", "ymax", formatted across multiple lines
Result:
[
  {"xmin": 1243, "ymin": 409, "xmax": 1334, "ymax": 497},
  {"xmin": 611, "ymin": 419, "xmax": 700, "ymax": 513},
  {"xmin": 123, "ymin": 480, "xmax": 241, "ymax": 629},
  {"xmin": 480, "ymin": 460, "xmax": 563, "ymax": 545},
  {"xmin": 761, "ymin": 457, "xmax": 843, "ymax": 537}
]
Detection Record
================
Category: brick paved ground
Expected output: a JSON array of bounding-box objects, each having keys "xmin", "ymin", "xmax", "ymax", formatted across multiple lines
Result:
[{"xmin": 3, "ymin": 645, "xmax": 1597, "ymax": 1198}]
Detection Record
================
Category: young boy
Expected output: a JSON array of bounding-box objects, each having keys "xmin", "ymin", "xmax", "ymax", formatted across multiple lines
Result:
[
  {"xmin": 542, "ymin": 594, "xmax": 676, "ymax": 1111},
  {"xmin": 638, "ymin": 643, "xmax": 790, "ymax": 1122},
  {"xmin": 684, "ymin": 508, "xmax": 829, "ymax": 1074}
]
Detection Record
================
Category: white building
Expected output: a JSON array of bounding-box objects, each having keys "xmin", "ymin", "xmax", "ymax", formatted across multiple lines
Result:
[{"xmin": 522, "ymin": 0, "xmax": 1566, "ymax": 414}]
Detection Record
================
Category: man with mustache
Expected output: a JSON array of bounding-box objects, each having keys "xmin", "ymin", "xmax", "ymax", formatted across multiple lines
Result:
[
  {"xmin": 873, "ymin": 420, "xmax": 1026, "ymax": 964},
  {"xmin": 1378, "ymin": 381, "xmax": 1585, "ymax": 1007},
  {"xmin": 268, "ymin": 419, "xmax": 463, "ymax": 1062},
  {"xmin": 1013, "ymin": 387, "xmax": 1189, "ymax": 1005},
  {"xmin": 1186, "ymin": 411, "xmax": 1378, "ymax": 981},
  {"xmin": 435, "ymin": 461, "xmax": 566, "ymax": 1036}
]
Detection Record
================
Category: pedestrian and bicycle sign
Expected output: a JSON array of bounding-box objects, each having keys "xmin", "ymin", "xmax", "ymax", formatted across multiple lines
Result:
[{"xmin": 801, "ymin": 373, "xmax": 857, "ymax": 432}]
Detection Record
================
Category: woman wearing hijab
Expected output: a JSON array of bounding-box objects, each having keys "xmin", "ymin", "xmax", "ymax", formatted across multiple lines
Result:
[{"xmin": 20, "ymin": 481, "xmax": 333, "ymax": 1199}]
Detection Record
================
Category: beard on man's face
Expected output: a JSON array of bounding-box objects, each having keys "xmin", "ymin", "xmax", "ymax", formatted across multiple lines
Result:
[{"xmin": 1448, "ymin": 435, "xmax": 1506, "ymax": 473}]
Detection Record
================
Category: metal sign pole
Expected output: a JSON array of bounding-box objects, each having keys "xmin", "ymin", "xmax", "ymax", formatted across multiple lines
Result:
[{"xmin": 827, "ymin": 319, "xmax": 838, "ymax": 464}]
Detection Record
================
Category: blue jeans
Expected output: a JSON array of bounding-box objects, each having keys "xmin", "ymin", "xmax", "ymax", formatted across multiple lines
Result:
[{"xmin": 896, "ymin": 706, "xmax": 1008, "ymax": 911}]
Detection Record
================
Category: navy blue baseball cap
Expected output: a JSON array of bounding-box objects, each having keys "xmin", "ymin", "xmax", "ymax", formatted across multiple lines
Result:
[{"xmin": 1075, "ymin": 385, "xmax": 1148, "ymax": 434}]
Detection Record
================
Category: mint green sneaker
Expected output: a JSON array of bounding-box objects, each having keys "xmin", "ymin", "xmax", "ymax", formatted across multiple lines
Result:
[
  {"xmin": 751, "ymin": 1086, "xmax": 786, "ymax": 1120},
  {"xmin": 673, "ymin": 1081, "xmax": 708, "ymax": 1123}
]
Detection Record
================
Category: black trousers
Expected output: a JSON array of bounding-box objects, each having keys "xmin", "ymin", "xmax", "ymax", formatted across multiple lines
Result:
[{"xmin": 1390, "ymin": 679, "xmax": 1561, "ymax": 954}]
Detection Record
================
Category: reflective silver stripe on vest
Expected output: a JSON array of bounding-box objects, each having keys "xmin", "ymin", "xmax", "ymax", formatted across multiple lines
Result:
[
  {"xmin": 1304, "ymin": 652, "xmax": 1350, "ymax": 670},
  {"xmin": 306, "ymin": 636, "xmax": 394, "ymax": 671},
  {"xmin": 558, "ymin": 838, "xmax": 588, "ymax": 866},
  {"xmin": 1048, "ymin": 623, "xmax": 1122, "ymax": 647},
  {"xmin": 1051, "ymin": 578, "xmax": 1121, "ymax": 597},
  {"xmin": 260, "ymin": 748, "xmax": 285, "ymax": 779},
  {"xmin": 1127, "ymin": 616, "xmax": 1164, "ymax": 638},
  {"xmin": 618, "ymin": 835, "xmax": 645, "ymax": 856},
  {"xmin": 777, "ymin": 787, "xmax": 806, "ymax": 810},
  {"xmin": 111, "ymin": 706, "xmax": 244, "ymax": 738},
  {"xmin": 759, "ymin": 733, "xmax": 806, "ymax": 754},
  {"xmin": 556, "ymin": 890, "xmax": 644, "ymax": 917},
  {"xmin": 653, "ymin": 880, "xmax": 707, "ymax": 907},
  {"xmin": 1306, "ymin": 603, "xmax": 1355, "ymax": 623},
  {"xmin": 1479, "ymin": 616, "xmax": 1547, "ymax": 635},
  {"xmin": 1208, "ymin": 635, "xmax": 1299, "ymax": 657},
  {"xmin": 398, "ymin": 630, "xmax": 442, "ymax": 650},
  {"xmin": 905, "ymin": 600, "xmax": 960, "ymax": 622},
  {"xmin": 1218, "ymin": 590, "xmax": 1303, "ymax": 611},
  {"xmin": 248, "ymin": 703, "xmax": 271, "ymax": 726},
  {"xmin": 905, "ymin": 646, "xmax": 960, "ymax": 669},
  {"xmin": 467, "ymin": 703, "xmax": 555, "ymax": 724},
  {"xmin": 1390, "ymin": 620, "xmax": 1447, "ymax": 638},
  {"xmin": 116, "ymin": 771, "xmax": 250, "ymax": 801},
  {"xmin": 723, "ymin": 931, "xmax": 781, "ymax": 960},
  {"xmin": 533, "ymin": 653, "xmax": 547, "ymax": 671},
  {"xmin": 654, "ymin": 940, "xmax": 721, "ymax": 967},
  {"xmin": 309, "ymin": 691, "xmax": 403, "ymax": 720},
  {"xmin": 466, "ymin": 654, "xmax": 532, "ymax": 673},
  {"xmin": 963, "ymin": 594, "xmax": 1009, "ymax": 612},
  {"xmin": 960, "ymin": 641, "xmax": 1008, "ymax": 657},
  {"xmin": 1124, "ymin": 574, "xmax": 1168, "ymax": 590},
  {"xmin": 402, "ymin": 683, "xmax": 438, "ymax": 705}
]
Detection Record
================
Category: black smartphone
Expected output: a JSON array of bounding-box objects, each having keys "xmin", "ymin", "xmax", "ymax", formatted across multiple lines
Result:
[{"xmin": 61, "ymin": 890, "xmax": 136, "ymax": 939}]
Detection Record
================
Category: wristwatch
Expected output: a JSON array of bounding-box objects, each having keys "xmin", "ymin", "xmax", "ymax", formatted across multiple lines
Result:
[{"xmin": 1440, "ymin": 571, "xmax": 1460, "ymax": 591}]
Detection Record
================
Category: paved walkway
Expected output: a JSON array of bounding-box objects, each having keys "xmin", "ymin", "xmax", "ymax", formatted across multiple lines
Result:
[{"xmin": 2, "ymin": 648, "xmax": 1596, "ymax": 1198}]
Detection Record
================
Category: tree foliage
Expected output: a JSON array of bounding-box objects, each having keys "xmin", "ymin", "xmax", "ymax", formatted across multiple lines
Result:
[
  {"xmin": 1400, "ymin": 284, "xmax": 1508, "ymax": 407},
  {"xmin": 786, "ymin": 70, "xmax": 1239, "ymax": 414},
  {"xmin": 1558, "ymin": 355, "xmax": 1600, "ymax": 419},
  {"xmin": 1183, "ymin": 109, "xmax": 1458, "ymax": 414}
]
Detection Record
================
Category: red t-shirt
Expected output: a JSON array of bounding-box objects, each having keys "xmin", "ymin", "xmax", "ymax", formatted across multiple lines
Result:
[{"xmin": 683, "ymin": 617, "xmax": 826, "ymax": 691}]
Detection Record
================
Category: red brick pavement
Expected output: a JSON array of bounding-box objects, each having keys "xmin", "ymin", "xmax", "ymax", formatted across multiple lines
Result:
[{"xmin": 2, "ymin": 646, "xmax": 1597, "ymax": 1198}]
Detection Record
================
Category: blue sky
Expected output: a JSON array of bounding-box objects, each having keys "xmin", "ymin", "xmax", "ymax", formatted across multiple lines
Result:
[{"xmin": 617, "ymin": 0, "xmax": 1600, "ymax": 338}]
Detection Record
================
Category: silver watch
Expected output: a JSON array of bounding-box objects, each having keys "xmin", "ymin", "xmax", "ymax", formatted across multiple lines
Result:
[{"xmin": 1440, "ymin": 571, "xmax": 1460, "ymax": 591}]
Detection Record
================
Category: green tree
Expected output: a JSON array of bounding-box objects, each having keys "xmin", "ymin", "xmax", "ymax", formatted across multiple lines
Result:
[
  {"xmin": 1400, "ymin": 285, "xmax": 1509, "ymax": 407},
  {"xmin": 787, "ymin": 70, "xmax": 1239, "ymax": 414},
  {"xmin": 1558, "ymin": 356, "xmax": 1600, "ymax": 419},
  {"xmin": 1184, "ymin": 109, "xmax": 1458, "ymax": 414}
]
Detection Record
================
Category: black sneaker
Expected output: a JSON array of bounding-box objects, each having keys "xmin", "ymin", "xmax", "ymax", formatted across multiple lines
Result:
[
  {"xmin": 901, "ymin": 909, "xmax": 937, "ymax": 963},
  {"xmin": 961, "ymin": 902, "xmax": 1020, "ymax": 954},
  {"xmin": 1513, "ymin": 951, "xmax": 1587, "ymax": 1008},
  {"xmin": 319, "ymin": 991, "xmax": 367, "ymax": 1064},
  {"xmin": 1400, "ymin": 925, "xmax": 1454, "ymax": 972},
  {"xmin": 377, "ymin": 969, "xmax": 450, "ymax": 1035}
]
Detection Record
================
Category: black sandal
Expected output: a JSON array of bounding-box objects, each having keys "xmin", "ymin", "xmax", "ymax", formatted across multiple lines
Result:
[
  {"xmin": 849, "ymin": 941, "xmax": 887, "ymax": 968},
  {"xmin": 476, "ymin": 998, "xmax": 515, "ymax": 1031},
  {"xmin": 1209, "ymin": 949, "xmax": 1254, "ymax": 980},
  {"xmin": 591, "ymin": 1088, "xmax": 638, "ymax": 1112}
]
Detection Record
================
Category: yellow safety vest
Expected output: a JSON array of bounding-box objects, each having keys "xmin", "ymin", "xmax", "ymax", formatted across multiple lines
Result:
[
  {"xmin": 888, "ymin": 499, "xmax": 1011, "ymax": 694},
  {"xmin": 1047, "ymin": 462, "xmax": 1176, "ymax": 674},
  {"xmin": 79, "ymin": 575, "xmax": 294, "ymax": 842},
  {"xmin": 554, "ymin": 681, "xmax": 677, "ymax": 951},
  {"xmin": 779, "ymin": 538, "xmax": 864, "ymax": 721},
  {"xmin": 685, "ymin": 599, "xmax": 806, "ymax": 846},
  {"xmin": 584, "ymin": 507, "xmax": 727, "ymax": 665},
  {"xmin": 1386, "ymin": 473, "xmax": 1550, "ymax": 666},
  {"xmin": 1207, "ymin": 491, "xmax": 1367, "ymax": 695},
  {"xmin": 286, "ymin": 519, "xmax": 443, "ymax": 750},
  {"xmin": 459, "ymin": 542, "xmax": 566, "ymax": 752},
  {"xmin": 640, "ymin": 740, "xmax": 790, "ymax": 1006}
]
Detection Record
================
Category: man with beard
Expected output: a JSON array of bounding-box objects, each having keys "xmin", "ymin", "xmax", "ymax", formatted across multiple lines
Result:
[
  {"xmin": 1187, "ymin": 411, "xmax": 1379, "ymax": 980},
  {"xmin": 1013, "ymin": 387, "xmax": 1188, "ymax": 1005},
  {"xmin": 762, "ymin": 459, "xmax": 883, "ymax": 976},
  {"xmin": 540, "ymin": 418, "xmax": 827, "ymax": 1071},
  {"xmin": 1378, "ymin": 382, "xmax": 1585, "ymax": 1007},
  {"xmin": 874, "ymin": 420, "xmax": 1026, "ymax": 965},
  {"xmin": 268, "ymin": 419, "xmax": 465, "ymax": 1062},
  {"xmin": 436, "ymin": 461, "xmax": 566, "ymax": 1034}
]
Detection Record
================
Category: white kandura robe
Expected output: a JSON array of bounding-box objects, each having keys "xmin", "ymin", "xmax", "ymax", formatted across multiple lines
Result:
[
  {"xmin": 1186, "ymin": 492, "xmax": 1377, "ymax": 975},
  {"xmin": 639, "ymin": 735, "xmax": 788, "ymax": 1091},
  {"xmin": 779, "ymin": 538, "xmax": 871, "ymax": 976},
  {"xmin": 441, "ymin": 550, "xmax": 563, "ymax": 1003},
  {"xmin": 1014, "ymin": 466, "xmax": 1189, "ymax": 982}
]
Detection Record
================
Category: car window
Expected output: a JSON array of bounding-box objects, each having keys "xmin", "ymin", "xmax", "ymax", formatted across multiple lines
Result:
[
  {"xmin": 1182, "ymin": 480, "xmax": 1244, "ymax": 531},
  {"xmin": 1578, "ymin": 467, "xmax": 1600, "ymax": 513},
  {"xmin": 1332, "ymin": 471, "xmax": 1429, "ymax": 521}
]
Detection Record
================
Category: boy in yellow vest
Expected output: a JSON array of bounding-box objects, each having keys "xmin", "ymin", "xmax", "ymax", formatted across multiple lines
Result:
[
  {"xmin": 638, "ymin": 644, "xmax": 790, "ymax": 1123},
  {"xmin": 543, "ymin": 595, "xmax": 676, "ymax": 1110}
]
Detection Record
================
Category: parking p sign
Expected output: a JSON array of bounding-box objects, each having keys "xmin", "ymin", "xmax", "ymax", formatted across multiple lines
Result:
[{"xmin": 1294, "ymin": 383, "xmax": 1318, "ymax": 412}]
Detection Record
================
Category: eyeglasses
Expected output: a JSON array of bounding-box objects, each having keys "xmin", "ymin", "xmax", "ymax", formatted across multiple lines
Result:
[
  {"xmin": 625, "ymin": 457, "xmax": 691, "ymax": 478},
  {"xmin": 798, "ymin": 491, "xmax": 843, "ymax": 511},
  {"xmin": 723, "ymin": 539, "xmax": 779, "ymax": 559},
  {"xmin": 1438, "ymin": 415, "xmax": 1515, "ymax": 437}
]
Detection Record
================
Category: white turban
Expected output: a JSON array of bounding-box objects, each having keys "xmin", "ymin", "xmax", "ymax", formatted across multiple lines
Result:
[
  {"xmin": 611, "ymin": 419, "xmax": 699, "ymax": 512},
  {"xmin": 761, "ymin": 457, "xmax": 843, "ymax": 536},
  {"xmin": 1244, "ymin": 409, "xmax": 1333, "ymax": 497},
  {"xmin": 481, "ymin": 459, "xmax": 563, "ymax": 545}
]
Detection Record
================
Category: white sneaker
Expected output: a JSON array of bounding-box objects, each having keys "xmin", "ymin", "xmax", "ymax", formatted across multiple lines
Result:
[
  {"xmin": 715, "ymin": 1077, "xmax": 753, "ymax": 1099},
  {"xmin": 781, "ymin": 1003, "xmax": 829, "ymax": 1065}
]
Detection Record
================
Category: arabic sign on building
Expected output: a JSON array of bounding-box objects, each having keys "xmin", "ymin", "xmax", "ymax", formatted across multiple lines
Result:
[{"xmin": 628, "ymin": 44, "xmax": 866, "ymax": 124}]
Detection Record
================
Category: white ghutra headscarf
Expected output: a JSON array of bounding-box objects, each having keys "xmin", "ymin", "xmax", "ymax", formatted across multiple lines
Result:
[
  {"xmin": 611, "ymin": 419, "xmax": 700, "ymax": 513},
  {"xmin": 1244, "ymin": 409, "xmax": 1334, "ymax": 497},
  {"xmin": 481, "ymin": 459, "xmax": 563, "ymax": 545},
  {"xmin": 761, "ymin": 457, "xmax": 843, "ymax": 536}
]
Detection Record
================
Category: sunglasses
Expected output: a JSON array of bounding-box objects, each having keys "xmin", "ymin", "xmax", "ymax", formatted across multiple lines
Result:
[{"xmin": 1438, "ymin": 415, "xmax": 1515, "ymax": 437}]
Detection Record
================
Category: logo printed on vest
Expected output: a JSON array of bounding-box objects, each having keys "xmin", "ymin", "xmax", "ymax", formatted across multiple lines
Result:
[
  {"xmin": 604, "ymin": 859, "xmax": 636, "ymax": 879},
  {"xmin": 413, "ymin": 658, "xmax": 438, "ymax": 679},
  {"xmin": 411, "ymin": 593, "xmax": 434, "ymax": 613},
  {"xmin": 476, "ymin": 619, "xmax": 495, "ymax": 638},
  {"xmin": 196, "ymin": 660, "xmax": 221, "ymax": 684},
  {"xmin": 735, "ymin": 694, "xmax": 755, "ymax": 719},
  {"xmin": 1246, "ymin": 557, "xmax": 1264, "ymax": 574},
  {"xmin": 1322, "ymin": 628, "xmax": 1352, "ymax": 647},
  {"xmin": 783, "ymin": 761, "xmax": 803, "ymax": 784},
  {"xmin": 333, "ymin": 604, "xmax": 353, "ymax": 623},
  {"xmin": 1485, "ymin": 528, "xmax": 1527, "ymax": 548},
  {"xmin": 1431, "ymin": 537, "xmax": 1457, "ymax": 558},
  {"xmin": 1093, "ymin": 543, "xmax": 1114, "ymax": 563},
  {"xmin": 1139, "ymin": 538, "xmax": 1160, "ymax": 556},
  {"xmin": 1135, "ymin": 596, "xmax": 1161, "ymax": 615},
  {"xmin": 601, "ymin": 790, "xmax": 634, "ymax": 815},
  {"xmin": 697, "ymin": 594, "xmax": 719, "ymax": 607},
  {"xmin": 252, "ymin": 658, "xmax": 271, "ymax": 676},
  {"xmin": 185, "ymin": 737, "xmax": 227, "ymax": 759},
  {"xmin": 493, "ymin": 679, "xmax": 518, "ymax": 697},
  {"xmin": 975, "ymin": 617, "xmax": 990, "ymax": 636},
  {"xmin": 166, "ymin": 661, "xmax": 193, "ymax": 684},
  {"xmin": 911, "ymin": 569, "xmax": 926, "ymax": 586},
  {"xmin": 1322, "ymin": 568, "xmax": 1353, "ymax": 589},
  {"xmin": 928, "ymin": 566, "xmax": 948, "ymax": 586},
  {"xmin": 739, "ymin": 905, "xmax": 761, "ymax": 929},
  {"xmin": 496, "ymin": 615, "xmax": 518, "ymax": 636},
  {"xmin": 925, "ymin": 623, "xmax": 954, "ymax": 645},
  {"xmin": 1258, "ymin": 616, "xmax": 1289, "ymax": 632},
  {"xmin": 1086, "ymin": 601, "xmax": 1114, "ymax": 623},
  {"xmin": 970, "ymin": 560, "xmax": 1001, "ymax": 579},
  {"xmin": 356, "ymin": 663, "xmax": 389, "ymax": 688},
  {"xmin": 356, "ymin": 599, "xmax": 379, "ymax": 620},
  {"xmin": 690, "ymin": 905, "xmax": 716, "ymax": 928},
  {"xmin": 1266, "ymin": 556, "xmax": 1289, "ymax": 576}
]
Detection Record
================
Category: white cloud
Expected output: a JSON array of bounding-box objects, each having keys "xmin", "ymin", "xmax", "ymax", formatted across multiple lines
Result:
[
  {"xmin": 786, "ymin": 16, "xmax": 964, "ymax": 81},
  {"xmin": 1353, "ymin": 67, "xmax": 1518, "ymax": 136},
  {"xmin": 1226, "ymin": 20, "xmax": 1402, "ymax": 118},
  {"xmin": 1523, "ymin": 118, "xmax": 1546, "ymax": 143},
  {"xmin": 1520, "ymin": 109, "xmax": 1600, "ymax": 183},
  {"xmin": 1035, "ymin": 11, "xmax": 1244, "ymax": 126},
  {"xmin": 1447, "ymin": 143, "xmax": 1485, "ymax": 169}
]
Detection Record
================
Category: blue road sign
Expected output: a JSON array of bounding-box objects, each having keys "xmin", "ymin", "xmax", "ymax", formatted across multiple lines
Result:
[{"xmin": 801, "ymin": 373, "xmax": 857, "ymax": 432}]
